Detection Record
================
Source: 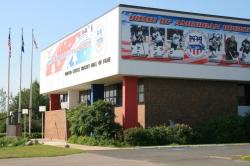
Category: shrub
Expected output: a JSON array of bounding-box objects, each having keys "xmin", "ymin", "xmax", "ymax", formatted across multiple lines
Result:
[
  {"xmin": 243, "ymin": 113, "xmax": 250, "ymax": 141},
  {"xmin": 67, "ymin": 104, "xmax": 89, "ymax": 136},
  {"xmin": 88, "ymin": 100, "xmax": 122, "ymax": 139},
  {"xmin": 0, "ymin": 137, "xmax": 28, "ymax": 148},
  {"xmin": 124, "ymin": 124, "xmax": 193, "ymax": 146},
  {"xmin": 23, "ymin": 132, "xmax": 42, "ymax": 139},
  {"xmin": 0, "ymin": 113, "xmax": 6, "ymax": 133},
  {"xmin": 148, "ymin": 126, "xmax": 173, "ymax": 145},
  {"xmin": 67, "ymin": 100, "xmax": 122, "ymax": 139},
  {"xmin": 69, "ymin": 135, "xmax": 123, "ymax": 147},
  {"xmin": 171, "ymin": 124, "xmax": 193, "ymax": 144},
  {"xmin": 193, "ymin": 115, "xmax": 247, "ymax": 144},
  {"xmin": 124, "ymin": 127, "xmax": 152, "ymax": 146}
]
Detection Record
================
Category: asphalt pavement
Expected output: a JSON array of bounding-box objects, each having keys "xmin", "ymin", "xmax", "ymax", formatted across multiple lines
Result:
[{"xmin": 0, "ymin": 144, "xmax": 250, "ymax": 166}]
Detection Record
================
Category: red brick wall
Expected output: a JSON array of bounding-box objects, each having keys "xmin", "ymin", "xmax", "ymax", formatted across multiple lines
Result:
[
  {"xmin": 114, "ymin": 106, "xmax": 123, "ymax": 126},
  {"xmin": 138, "ymin": 104, "xmax": 145, "ymax": 128},
  {"xmin": 45, "ymin": 110, "xmax": 67, "ymax": 140},
  {"xmin": 144, "ymin": 78, "xmax": 238, "ymax": 127}
]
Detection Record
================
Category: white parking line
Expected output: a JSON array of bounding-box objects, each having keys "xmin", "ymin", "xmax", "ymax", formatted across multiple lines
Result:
[{"xmin": 209, "ymin": 156, "xmax": 232, "ymax": 160}]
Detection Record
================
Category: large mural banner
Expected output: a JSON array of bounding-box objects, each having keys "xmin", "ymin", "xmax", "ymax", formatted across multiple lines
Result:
[
  {"xmin": 44, "ymin": 24, "xmax": 105, "ymax": 76},
  {"xmin": 121, "ymin": 11, "xmax": 250, "ymax": 67}
]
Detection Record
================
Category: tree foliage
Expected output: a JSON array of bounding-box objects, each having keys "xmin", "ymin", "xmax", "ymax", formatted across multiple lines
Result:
[
  {"xmin": 0, "ymin": 88, "xmax": 7, "ymax": 113},
  {"xmin": 9, "ymin": 80, "xmax": 49, "ymax": 132}
]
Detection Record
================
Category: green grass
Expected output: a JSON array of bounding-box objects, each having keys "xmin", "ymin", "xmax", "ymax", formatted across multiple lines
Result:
[
  {"xmin": 241, "ymin": 155, "xmax": 250, "ymax": 161},
  {"xmin": 0, "ymin": 144, "xmax": 83, "ymax": 159}
]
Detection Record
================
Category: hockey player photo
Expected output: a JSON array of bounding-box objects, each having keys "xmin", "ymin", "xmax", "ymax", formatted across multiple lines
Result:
[
  {"xmin": 167, "ymin": 29, "xmax": 184, "ymax": 59},
  {"xmin": 130, "ymin": 25, "xmax": 149, "ymax": 56},
  {"xmin": 149, "ymin": 27, "xmax": 165, "ymax": 57},
  {"xmin": 208, "ymin": 33, "xmax": 223, "ymax": 62},
  {"xmin": 239, "ymin": 38, "xmax": 250, "ymax": 64},
  {"xmin": 225, "ymin": 35, "xmax": 239, "ymax": 63}
]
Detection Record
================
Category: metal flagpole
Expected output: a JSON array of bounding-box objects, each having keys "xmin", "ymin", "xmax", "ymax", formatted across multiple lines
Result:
[
  {"xmin": 18, "ymin": 28, "xmax": 24, "ymax": 124},
  {"xmin": 6, "ymin": 28, "xmax": 11, "ymax": 129},
  {"xmin": 28, "ymin": 29, "xmax": 34, "ymax": 136}
]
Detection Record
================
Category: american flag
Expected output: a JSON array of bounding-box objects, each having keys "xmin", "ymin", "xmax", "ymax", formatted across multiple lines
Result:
[
  {"xmin": 33, "ymin": 34, "xmax": 38, "ymax": 49},
  {"xmin": 21, "ymin": 33, "xmax": 24, "ymax": 53},
  {"xmin": 8, "ymin": 30, "xmax": 11, "ymax": 57}
]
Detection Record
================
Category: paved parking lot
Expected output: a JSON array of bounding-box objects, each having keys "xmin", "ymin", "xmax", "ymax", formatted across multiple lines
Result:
[{"xmin": 0, "ymin": 144, "xmax": 250, "ymax": 166}]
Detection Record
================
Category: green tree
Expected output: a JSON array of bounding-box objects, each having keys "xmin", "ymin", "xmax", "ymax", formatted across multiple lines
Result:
[
  {"xmin": 0, "ymin": 88, "xmax": 7, "ymax": 113},
  {"xmin": 9, "ymin": 80, "xmax": 49, "ymax": 132},
  {"xmin": 0, "ymin": 89, "xmax": 7, "ymax": 133}
]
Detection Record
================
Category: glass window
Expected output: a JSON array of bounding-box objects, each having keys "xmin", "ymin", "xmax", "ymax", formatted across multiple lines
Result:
[
  {"xmin": 138, "ymin": 79, "xmax": 144, "ymax": 103},
  {"xmin": 79, "ymin": 90, "xmax": 91, "ymax": 105},
  {"xmin": 238, "ymin": 85, "xmax": 250, "ymax": 106},
  {"xmin": 60, "ymin": 93, "xmax": 68, "ymax": 103},
  {"xmin": 104, "ymin": 83, "xmax": 122, "ymax": 106}
]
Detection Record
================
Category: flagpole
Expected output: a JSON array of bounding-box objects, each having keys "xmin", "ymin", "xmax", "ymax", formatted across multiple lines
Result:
[
  {"xmin": 18, "ymin": 28, "xmax": 23, "ymax": 124},
  {"xmin": 29, "ymin": 29, "xmax": 34, "ymax": 136},
  {"xmin": 6, "ymin": 28, "xmax": 11, "ymax": 128}
]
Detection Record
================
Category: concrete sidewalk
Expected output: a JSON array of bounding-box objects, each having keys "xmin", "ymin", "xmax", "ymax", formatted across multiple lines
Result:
[
  {"xmin": 36, "ymin": 139, "xmax": 119, "ymax": 151},
  {"xmin": 35, "ymin": 139, "xmax": 250, "ymax": 151}
]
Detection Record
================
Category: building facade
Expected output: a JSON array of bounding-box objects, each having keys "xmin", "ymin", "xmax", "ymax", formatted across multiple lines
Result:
[{"xmin": 41, "ymin": 4, "xmax": 250, "ymax": 140}]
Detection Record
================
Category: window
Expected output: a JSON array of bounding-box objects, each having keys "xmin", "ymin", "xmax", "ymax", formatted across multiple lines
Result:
[
  {"xmin": 104, "ymin": 84, "xmax": 122, "ymax": 106},
  {"xmin": 60, "ymin": 93, "xmax": 68, "ymax": 102},
  {"xmin": 79, "ymin": 90, "xmax": 91, "ymax": 105},
  {"xmin": 138, "ymin": 80, "xmax": 144, "ymax": 103},
  {"xmin": 238, "ymin": 84, "xmax": 250, "ymax": 106}
]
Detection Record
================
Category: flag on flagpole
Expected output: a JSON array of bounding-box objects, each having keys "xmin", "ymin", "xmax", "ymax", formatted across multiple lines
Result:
[
  {"xmin": 8, "ymin": 30, "xmax": 11, "ymax": 57},
  {"xmin": 33, "ymin": 34, "xmax": 38, "ymax": 49},
  {"xmin": 21, "ymin": 32, "xmax": 24, "ymax": 53}
]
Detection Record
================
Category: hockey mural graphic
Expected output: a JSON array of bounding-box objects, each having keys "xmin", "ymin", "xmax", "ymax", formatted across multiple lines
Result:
[
  {"xmin": 150, "ymin": 27, "xmax": 165, "ymax": 57},
  {"xmin": 121, "ymin": 11, "xmax": 250, "ymax": 67},
  {"xmin": 240, "ymin": 38, "xmax": 250, "ymax": 64},
  {"xmin": 130, "ymin": 25, "xmax": 149, "ymax": 56},
  {"xmin": 208, "ymin": 33, "xmax": 223, "ymax": 63},
  {"xmin": 184, "ymin": 30, "xmax": 207, "ymax": 59},
  {"xmin": 167, "ymin": 29, "xmax": 184, "ymax": 59}
]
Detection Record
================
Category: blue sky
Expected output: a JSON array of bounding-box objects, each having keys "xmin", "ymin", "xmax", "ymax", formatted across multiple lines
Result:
[{"xmin": 0, "ymin": 0, "xmax": 249, "ymax": 95}]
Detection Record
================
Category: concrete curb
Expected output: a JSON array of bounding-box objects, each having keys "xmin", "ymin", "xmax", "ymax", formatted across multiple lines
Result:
[{"xmin": 34, "ymin": 139, "xmax": 250, "ymax": 151}]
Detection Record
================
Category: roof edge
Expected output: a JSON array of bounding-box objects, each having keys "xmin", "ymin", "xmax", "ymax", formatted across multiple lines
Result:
[
  {"xmin": 41, "ymin": 4, "xmax": 250, "ymax": 52},
  {"xmin": 118, "ymin": 4, "xmax": 250, "ymax": 22}
]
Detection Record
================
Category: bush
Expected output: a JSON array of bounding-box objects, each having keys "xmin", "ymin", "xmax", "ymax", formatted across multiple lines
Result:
[
  {"xmin": 124, "ymin": 124, "xmax": 193, "ymax": 146},
  {"xmin": 193, "ymin": 115, "xmax": 248, "ymax": 144},
  {"xmin": 124, "ymin": 127, "xmax": 152, "ymax": 146},
  {"xmin": 67, "ymin": 104, "xmax": 89, "ymax": 136},
  {"xmin": 243, "ymin": 113, "xmax": 250, "ymax": 141},
  {"xmin": 69, "ymin": 135, "xmax": 123, "ymax": 147},
  {"xmin": 0, "ymin": 113, "xmax": 6, "ymax": 133},
  {"xmin": 0, "ymin": 137, "xmax": 28, "ymax": 148},
  {"xmin": 148, "ymin": 126, "xmax": 173, "ymax": 145},
  {"xmin": 23, "ymin": 132, "xmax": 42, "ymax": 139},
  {"xmin": 171, "ymin": 124, "xmax": 193, "ymax": 144},
  {"xmin": 67, "ymin": 100, "xmax": 122, "ymax": 139}
]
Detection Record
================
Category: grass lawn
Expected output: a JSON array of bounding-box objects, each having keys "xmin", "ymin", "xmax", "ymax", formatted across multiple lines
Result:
[
  {"xmin": 241, "ymin": 155, "xmax": 250, "ymax": 161},
  {"xmin": 0, "ymin": 144, "xmax": 83, "ymax": 159}
]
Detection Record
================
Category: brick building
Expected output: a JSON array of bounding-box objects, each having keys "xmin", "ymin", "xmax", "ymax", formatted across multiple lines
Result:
[{"xmin": 41, "ymin": 4, "xmax": 250, "ymax": 140}]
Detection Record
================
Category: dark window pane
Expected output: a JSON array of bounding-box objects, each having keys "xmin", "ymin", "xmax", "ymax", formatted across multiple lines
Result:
[{"xmin": 139, "ymin": 93, "xmax": 144, "ymax": 103}]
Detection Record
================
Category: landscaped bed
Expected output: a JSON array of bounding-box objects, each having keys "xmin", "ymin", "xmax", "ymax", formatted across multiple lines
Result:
[
  {"xmin": 0, "ymin": 144, "xmax": 83, "ymax": 159},
  {"xmin": 241, "ymin": 155, "xmax": 250, "ymax": 161}
]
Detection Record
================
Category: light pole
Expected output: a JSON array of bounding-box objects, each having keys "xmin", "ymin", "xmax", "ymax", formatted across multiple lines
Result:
[
  {"xmin": 22, "ymin": 109, "xmax": 28, "ymax": 138},
  {"xmin": 39, "ymin": 106, "xmax": 46, "ymax": 143}
]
